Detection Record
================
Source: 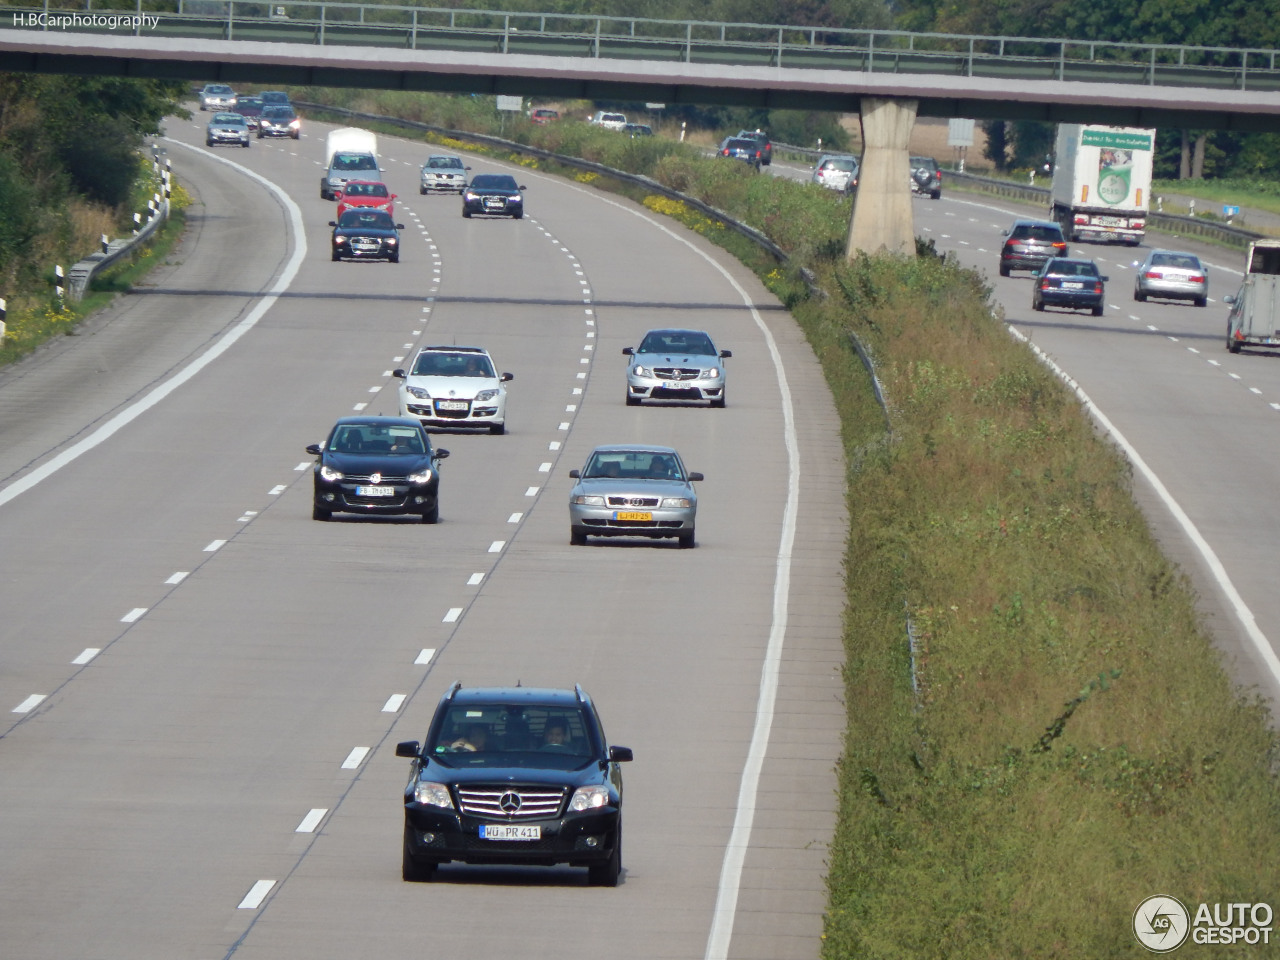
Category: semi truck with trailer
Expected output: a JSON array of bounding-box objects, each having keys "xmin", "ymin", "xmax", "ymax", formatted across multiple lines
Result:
[{"xmin": 1050, "ymin": 125, "xmax": 1155, "ymax": 245}]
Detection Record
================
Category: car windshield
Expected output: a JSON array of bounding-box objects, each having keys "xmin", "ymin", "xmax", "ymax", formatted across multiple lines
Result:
[
  {"xmin": 427, "ymin": 156, "xmax": 463, "ymax": 169},
  {"xmin": 637, "ymin": 330, "xmax": 716, "ymax": 356},
  {"xmin": 212, "ymin": 113, "xmax": 243, "ymax": 124},
  {"xmin": 471, "ymin": 175, "xmax": 518, "ymax": 190},
  {"xmin": 205, "ymin": 85, "xmax": 232, "ymax": 95},
  {"xmin": 263, "ymin": 106, "xmax": 295, "ymax": 119},
  {"xmin": 261, "ymin": 92, "xmax": 289, "ymax": 103},
  {"xmin": 430, "ymin": 705, "xmax": 592, "ymax": 762},
  {"xmin": 236, "ymin": 102, "xmax": 263, "ymax": 116},
  {"xmin": 337, "ymin": 210, "xmax": 395, "ymax": 229},
  {"xmin": 1012, "ymin": 224, "xmax": 1062, "ymax": 241},
  {"xmin": 344, "ymin": 182, "xmax": 389, "ymax": 198},
  {"xmin": 1151, "ymin": 253, "xmax": 1201, "ymax": 270},
  {"xmin": 584, "ymin": 450, "xmax": 684, "ymax": 481},
  {"xmin": 822, "ymin": 158, "xmax": 856, "ymax": 172},
  {"xmin": 410, "ymin": 352, "xmax": 495, "ymax": 378},
  {"xmin": 328, "ymin": 423, "xmax": 426, "ymax": 455},
  {"xmin": 1047, "ymin": 261, "xmax": 1098, "ymax": 277},
  {"xmin": 333, "ymin": 153, "xmax": 377, "ymax": 172}
]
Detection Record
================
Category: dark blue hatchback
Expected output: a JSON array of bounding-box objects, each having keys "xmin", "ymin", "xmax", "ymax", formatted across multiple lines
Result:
[{"xmin": 1032, "ymin": 257, "xmax": 1109, "ymax": 316}]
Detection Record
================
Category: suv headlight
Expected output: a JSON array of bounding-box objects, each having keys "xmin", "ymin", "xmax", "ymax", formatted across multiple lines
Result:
[
  {"xmin": 475, "ymin": 389, "xmax": 499, "ymax": 402},
  {"xmin": 661, "ymin": 498, "xmax": 693, "ymax": 508},
  {"xmin": 406, "ymin": 386, "xmax": 431, "ymax": 399},
  {"xmin": 413, "ymin": 780, "xmax": 454, "ymax": 809},
  {"xmin": 407, "ymin": 468, "xmax": 434, "ymax": 484},
  {"xmin": 568, "ymin": 785, "xmax": 610, "ymax": 812},
  {"xmin": 572, "ymin": 495, "xmax": 605, "ymax": 506},
  {"xmin": 319, "ymin": 464, "xmax": 344, "ymax": 482}
]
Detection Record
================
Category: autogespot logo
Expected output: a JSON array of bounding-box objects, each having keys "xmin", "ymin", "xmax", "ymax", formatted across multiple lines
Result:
[{"xmin": 1134, "ymin": 895, "xmax": 1190, "ymax": 953}]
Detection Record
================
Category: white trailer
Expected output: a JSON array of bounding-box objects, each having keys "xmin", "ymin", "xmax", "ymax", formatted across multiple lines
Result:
[
  {"xmin": 1225, "ymin": 240, "xmax": 1280, "ymax": 354},
  {"xmin": 320, "ymin": 128, "xmax": 379, "ymax": 200},
  {"xmin": 1050, "ymin": 125, "xmax": 1155, "ymax": 245}
]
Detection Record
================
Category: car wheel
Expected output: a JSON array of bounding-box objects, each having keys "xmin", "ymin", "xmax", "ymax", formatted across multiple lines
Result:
[
  {"xmin": 1032, "ymin": 299, "xmax": 1043, "ymax": 312},
  {"xmin": 710, "ymin": 395, "xmax": 726, "ymax": 408},
  {"xmin": 402, "ymin": 824, "xmax": 437, "ymax": 882},
  {"xmin": 389, "ymin": 253, "xmax": 400, "ymax": 263},
  {"xmin": 512, "ymin": 210, "xmax": 523, "ymax": 219},
  {"xmin": 1228, "ymin": 334, "xmax": 1242, "ymax": 354},
  {"xmin": 570, "ymin": 529, "xmax": 587, "ymax": 546},
  {"xmin": 422, "ymin": 501, "xmax": 439, "ymax": 524},
  {"xmin": 420, "ymin": 186, "xmax": 427, "ymax": 195},
  {"xmin": 312, "ymin": 504, "xmax": 331, "ymax": 521},
  {"xmin": 1195, "ymin": 297, "xmax": 1207, "ymax": 308},
  {"xmin": 588, "ymin": 826, "xmax": 621, "ymax": 887},
  {"xmin": 931, "ymin": 191, "xmax": 941, "ymax": 200},
  {"xmin": 625, "ymin": 394, "xmax": 640, "ymax": 406},
  {"xmin": 292, "ymin": 132, "xmax": 300, "ymax": 140},
  {"xmin": 462, "ymin": 208, "xmax": 471, "ymax": 219},
  {"xmin": 999, "ymin": 264, "xmax": 1010, "ymax": 277},
  {"xmin": 1092, "ymin": 304, "xmax": 1104, "ymax": 317},
  {"xmin": 1134, "ymin": 289, "xmax": 1146, "ymax": 302},
  {"xmin": 331, "ymin": 251, "xmax": 341, "ymax": 262},
  {"xmin": 256, "ymin": 132, "xmax": 263, "ymax": 139},
  {"xmin": 678, "ymin": 530, "xmax": 695, "ymax": 549},
  {"xmin": 489, "ymin": 422, "xmax": 505, "ymax": 435}
]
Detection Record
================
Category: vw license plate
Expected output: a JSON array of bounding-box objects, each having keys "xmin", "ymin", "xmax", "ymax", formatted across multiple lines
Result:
[
  {"xmin": 1063, "ymin": 282, "xmax": 1084, "ymax": 289},
  {"xmin": 614, "ymin": 511, "xmax": 652, "ymax": 521},
  {"xmin": 356, "ymin": 485, "xmax": 394, "ymax": 497},
  {"xmin": 480, "ymin": 824, "xmax": 541, "ymax": 841}
]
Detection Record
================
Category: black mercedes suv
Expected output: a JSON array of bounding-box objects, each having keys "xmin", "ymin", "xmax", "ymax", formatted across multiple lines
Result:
[{"xmin": 396, "ymin": 684, "xmax": 633, "ymax": 885}]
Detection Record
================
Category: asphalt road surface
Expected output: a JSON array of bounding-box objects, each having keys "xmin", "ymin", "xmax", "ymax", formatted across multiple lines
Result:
[{"xmin": 0, "ymin": 118, "xmax": 848, "ymax": 960}]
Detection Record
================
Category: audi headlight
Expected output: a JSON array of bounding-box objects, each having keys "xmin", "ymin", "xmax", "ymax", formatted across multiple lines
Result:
[
  {"xmin": 569, "ymin": 785, "xmax": 610, "ymax": 811},
  {"xmin": 572, "ymin": 495, "xmax": 606, "ymax": 506},
  {"xmin": 463, "ymin": 191, "xmax": 477, "ymax": 201},
  {"xmin": 475, "ymin": 389, "xmax": 499, "ymax": 402},
  {"xmin": 319, "ymin": 464, "xmax": 344, "ymax": 482},
  {"xmin": 406, "ymin": 385, "xmax": 431, "ymax": 399},
  {"xmin": 407, "ymin": 469, "xmax": 434, "ymax": 484},
  {"xmin": 385, "ymin": 237, "xmax": 397, "ymax": 244},
  {"xmin": 661, "ymin": 498, "xmax": 693, "ymax": 508},
  {"xmin": 413, "ymin": 780, "xmax": 454, "ymax": 809},
  {"xmin": 289, "ymin": 119, "xmax": 300, "ymax": 128},
  {"xmin": 509, "ymin": 194, "xmax": 522, "ymax": 201}
]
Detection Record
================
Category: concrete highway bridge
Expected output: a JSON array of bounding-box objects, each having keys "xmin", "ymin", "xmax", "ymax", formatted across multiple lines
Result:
[{"xmin": 2, "ymin": 0, "xmax": 1277, "ymax": 252}]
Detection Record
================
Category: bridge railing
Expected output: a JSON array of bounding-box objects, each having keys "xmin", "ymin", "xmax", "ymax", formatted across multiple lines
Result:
[{"xmin": 4, "ymin": 0, "xmax": 1278, "ymax": 92}]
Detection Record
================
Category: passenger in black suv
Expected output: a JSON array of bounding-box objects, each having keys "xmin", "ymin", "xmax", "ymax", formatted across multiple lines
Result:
[{"xmin": 396, "ymin": 683, "xmax": 633, "ymax": 885}]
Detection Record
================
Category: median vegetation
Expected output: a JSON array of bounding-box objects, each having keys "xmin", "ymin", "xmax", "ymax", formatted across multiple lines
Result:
[{"xmin": 208, "ymin": 86, "xmax": 1280, "ymax": 953}]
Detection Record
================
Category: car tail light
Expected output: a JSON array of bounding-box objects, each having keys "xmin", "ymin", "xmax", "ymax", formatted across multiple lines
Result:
[
  {"xmin": 754, "ymin": 150, "xmax": 761, "ymax": 158},
  {"xmin": 1073, "ymin": 214, "xmax": 1089, "ymax": 225},
  {"xmin": 1189, "ymin": 275, "xmax": 1205, "ymax": 283},
  {"xmin": 1040, "ymin": 280, "xmax": 1051, "ymax": 291},
  {"xmin": 1053, "ymin": 242, "xmax": 1067, "ymax": 252},
  {"xmin": 1132, "ymin": 219, "xmax": 1145, "ymax": 229},
  {"xmin": 1145, "ymin": 271, "xmax": 1162, "ymax": 279},
  {"xmin": 1094, "ymin": 283, "xmax": 1103, "ymax": 293},
  {"xmin": 722, "ymin": 148, "xmax": 730, "ymax": 156}
]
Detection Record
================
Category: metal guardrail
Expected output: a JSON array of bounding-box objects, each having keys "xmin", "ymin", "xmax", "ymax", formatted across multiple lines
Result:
[
  {"xmin": 67, "ymin": 164, "xmax": 170, "ymax": 299},
  {"xmin": 6, "ymin": 0, "xmax": 1280, "ymax": 93}
]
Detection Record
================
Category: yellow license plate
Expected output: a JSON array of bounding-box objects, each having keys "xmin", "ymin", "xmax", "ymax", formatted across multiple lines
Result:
[{"xmin": 614, "ymin": 511, "xmax": 652, "ymax": 522}]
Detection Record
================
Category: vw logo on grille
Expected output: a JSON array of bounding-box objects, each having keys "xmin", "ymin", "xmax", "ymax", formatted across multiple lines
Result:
[
  {"xmin": 499, "ymin": 791, "xmax": 522, "ymax": 814},
  {"xmin": 370, "ymin": 472, "xmax": 381, "ymax": 484}
]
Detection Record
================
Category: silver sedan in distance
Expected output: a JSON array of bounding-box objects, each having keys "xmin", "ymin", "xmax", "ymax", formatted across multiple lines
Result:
[
  {"xmin": 568, "ymin": 445, "xmax": 702, "ymax": 548},
  {"xmin": 1132, "ymin": 249, "xmax": 1209, "ymax": 306},
  {"xmin": 622, "ymin": 328, "xmax": 730, "ymax": 407}
]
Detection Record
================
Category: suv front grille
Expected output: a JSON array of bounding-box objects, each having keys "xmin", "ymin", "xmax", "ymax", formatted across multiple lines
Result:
[
  {"xmin": 606, "ymin": 496, "xmax": 659, "ymax": 507},
  {"xmin": 457, "ymin": 785, "xmax": 566, "ymax": 820}
]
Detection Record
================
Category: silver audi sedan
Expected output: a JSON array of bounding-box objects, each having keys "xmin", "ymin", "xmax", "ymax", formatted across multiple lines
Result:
[
  {"xmin": 568, "ymin": 445, "xmax": 702, "ymax": 548},
  {"xmin": 622, "ymin": 328, "xmax": 730, "ymax": 407},
  {"xmin": 1132, "ymin": 249, "xmax": 1209, "ymax": 306}
]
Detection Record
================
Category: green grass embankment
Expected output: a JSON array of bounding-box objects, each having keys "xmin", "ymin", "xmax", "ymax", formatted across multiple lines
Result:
[{"xmin": 273, "ymin": 88, "xmax": 1280, "ymax": 954}]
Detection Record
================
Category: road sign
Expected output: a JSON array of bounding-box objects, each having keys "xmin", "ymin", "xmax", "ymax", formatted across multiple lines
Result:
[
  {"xmin": 1224, "ymin": 205, "xmax": 1241, "ymax": 217},
  {"xmin": 496, "ymin": 95, "xmax": 522, "ymax": 112}
]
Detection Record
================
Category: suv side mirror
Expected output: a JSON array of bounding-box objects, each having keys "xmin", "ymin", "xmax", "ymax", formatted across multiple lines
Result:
[
  {"xmin": 396, "ymin": 741, "xmax": 421, "ymax": 758},
  {"xmin": 393, "ymin": 368, "xmax": 406, "ymax": 379},
  {"xmin": 688, "ymin": 472, "xmax": 704, "ymax": 482},
  {"xmin": 719, "ymin": 350, "xmax": 732, "ymax": 359},
  {"xmin": 622, "ymin": 347, "xmax": 635, "ymax": 356},
  {"xmin": 434, "ymin": 448, "xmax": 450, "ymax": 460},
  {"xmin": 305, "ymin": 443, "xmax": 322, "ymax": 455},
  {"xmin": 609, "ymin": 745, "xmax": 634, "ymax": 762},
  {"xmin": 569, "ymin": 469, "xmax": 581, "ymax": 479},
  {"xmin": 501, "ymin": 372, "xmax": 514, "ymax": 382}
]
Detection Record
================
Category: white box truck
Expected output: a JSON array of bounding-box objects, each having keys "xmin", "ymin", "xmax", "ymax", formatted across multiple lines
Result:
[
  {"xmin": 1224, "ymin": 240, "xmax": 1280, "ymax": 353},
  {"xmin": 1050, "ymin": 125, "xmax": 1155, "ymax": 245},
  {"xmin": 320, "ymin": 128, "xmax": 379, "ymax": 200}
]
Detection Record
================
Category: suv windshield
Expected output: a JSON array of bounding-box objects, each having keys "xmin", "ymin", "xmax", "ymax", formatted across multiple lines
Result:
[
  {"xmin": 430, "ymin": 704, "xmax": 593, "ymax": 762},
  {"xmin": 1012, "ymin": 224, "xmax": 1063, "ymax": 241}
]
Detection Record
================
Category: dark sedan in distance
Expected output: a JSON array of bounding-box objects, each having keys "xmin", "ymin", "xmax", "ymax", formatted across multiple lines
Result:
[
  {"xmin": 306, "ymin": 416, "xmax": 448, "ymax": 523},
  {"xmin": 257, "ymin": 104, "xmax": 300, "ymax": 139},
  {"xmin": 462, "ymin": 174, "xmax": 525, "ymax": 219},
  {"xmin": 1032, "ymin": 257, "xmax": 1108, "ymax": 316},
  {"xmin": 717, "ymin": 136, "xmax": 764, "ymax": 170},
  {"xmin": 329, "ymin": 210, "xmax": 404, "ymax": 262}
]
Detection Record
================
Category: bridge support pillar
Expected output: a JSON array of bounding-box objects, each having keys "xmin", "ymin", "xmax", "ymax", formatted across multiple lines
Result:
[{"xmin": 846, "ymin": 97, "xmax": 918, "ymax": 258}]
